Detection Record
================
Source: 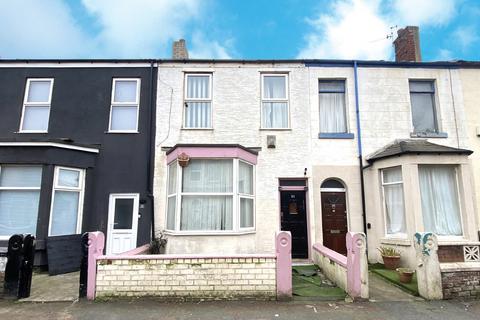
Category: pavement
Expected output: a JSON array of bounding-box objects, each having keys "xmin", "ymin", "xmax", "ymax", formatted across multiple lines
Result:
[
  {"xmin": 20, "ymin": 271, "xmax": 79, "ymax": 302},
  {"xmin": 0, "ymin": 298, "xmax": 480, "ymax": 320}
]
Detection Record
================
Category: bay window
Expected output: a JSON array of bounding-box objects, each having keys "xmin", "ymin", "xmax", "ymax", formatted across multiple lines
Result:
[
  {"xmin": 419, "ymin": 165, "xmax": 462, "ymax": 236},
  {"xmin": 49, "ymin": 167, "xmax": 85, "ymax": 236},
  {"xmin": 0, "ymin": 165, "xmax": 42, "ymax": 238},
  {"xmin": 166, "ymin": 159, "xmax": 255, "ymax": 232},
  {"xmin": 381, "ymin": 166, "xmax": 406, "ymax": 235}
]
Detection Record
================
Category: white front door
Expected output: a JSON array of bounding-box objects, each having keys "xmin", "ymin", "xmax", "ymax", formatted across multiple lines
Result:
[{"xmin": 106, "ymin": 193, "xmax": 139, "ymax": 254}]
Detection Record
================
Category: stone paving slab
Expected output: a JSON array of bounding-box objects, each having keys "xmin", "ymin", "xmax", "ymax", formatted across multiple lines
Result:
[
  {"xmin": 19, "ymin": 271, "xmax": 79, "ymax": 302},
  {"xmin": 368, "ymin": 272, "xmax": 423, "ymax": 302}
]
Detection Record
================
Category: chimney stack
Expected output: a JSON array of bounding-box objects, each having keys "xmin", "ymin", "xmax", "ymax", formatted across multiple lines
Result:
[
  {"xmin": 393, "ymin": 26, "xmax": 421, "ymax": 62},
  {"xmin": 172, "ymin": 39, "xmax": 189, "ymax": 60}
]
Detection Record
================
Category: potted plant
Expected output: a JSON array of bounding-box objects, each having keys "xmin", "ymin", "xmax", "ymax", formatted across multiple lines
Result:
[
  {"xmin": 378, "ymin": 246, "xmax": 401, "ymax": 270},
  {"xmin": 149, "ymin": 231, "xmax": 168, "ymax": 254},
  {"xmin": 397, "ymin": 267, "xmax": 415, "ymax": 284}
]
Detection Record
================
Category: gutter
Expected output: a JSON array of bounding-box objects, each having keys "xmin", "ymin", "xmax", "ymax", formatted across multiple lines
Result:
[{"xmin": 353, "ymin": 61, "xmax": 369, "ymax": 253}]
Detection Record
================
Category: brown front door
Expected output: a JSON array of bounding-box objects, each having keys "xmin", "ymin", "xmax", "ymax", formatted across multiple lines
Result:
[{"xmin": 321, "ymin": 192, "xmax": 348, "ymax": 255}]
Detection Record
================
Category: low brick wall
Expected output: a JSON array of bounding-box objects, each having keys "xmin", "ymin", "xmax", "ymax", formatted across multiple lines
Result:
[
  {"xmin": 96, "ymin": 255, "xmax": 277, "ymax": 300},
  {"xmin": 442, "ymin": 268, "xmax": 480, "ymax": 299}
]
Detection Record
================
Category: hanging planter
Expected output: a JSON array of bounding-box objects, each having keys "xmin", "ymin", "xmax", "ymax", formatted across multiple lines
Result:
[{"xmin": 177, "ymin": 152, "xmax": 190, "ymax": 167}]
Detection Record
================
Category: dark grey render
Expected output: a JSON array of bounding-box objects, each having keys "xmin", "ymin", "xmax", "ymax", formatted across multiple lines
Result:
[{"xmin": 0, "ymin": 62, "xmax": 156, "ymax": 265}]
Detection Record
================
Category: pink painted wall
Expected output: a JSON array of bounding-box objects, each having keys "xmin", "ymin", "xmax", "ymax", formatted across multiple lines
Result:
[
  {"xmin": 87, "ymin": 231, "xmax": 105, "ymax": 300},
  {"xmin": 275, "ymin": 231, "xmax": 292, "ymax": 300},
  {"xmin": 166, "ymin": 146, "xmax": 258, "ymax": 164}
]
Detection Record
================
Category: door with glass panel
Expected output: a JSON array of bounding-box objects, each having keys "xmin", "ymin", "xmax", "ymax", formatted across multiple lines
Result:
[{"xmin": 106, "ymin": 194, "xmax": 139, "ymax": 254}]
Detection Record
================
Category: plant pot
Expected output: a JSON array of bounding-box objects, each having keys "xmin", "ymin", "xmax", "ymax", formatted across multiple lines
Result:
[
  {"xmin": 397, "ymin": 268, "xmax": 414, "ymax": 283},
  {"xmin": 382, "ymin": 255, "xmax": 400, "ymax": 270}
]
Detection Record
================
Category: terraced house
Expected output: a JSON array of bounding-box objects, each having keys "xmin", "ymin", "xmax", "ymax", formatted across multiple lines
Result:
[{"xmin": 0, "ymin": 61, "xmax": 156, "ymax": 269}]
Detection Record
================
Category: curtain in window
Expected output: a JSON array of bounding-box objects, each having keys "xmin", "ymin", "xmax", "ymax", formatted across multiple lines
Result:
[
  {"xmin": 319, "ymin": 93, "xmax": 346, "ymax": 133},
  {"xmin": 239, "ymin": 162, "xmax": 253, "ymax": 195},
  {"xmin": 50, "ymin": 191, "xmax": 79, "ymax": 236},
  {"xmin": 263, "ymin": 77, "xmax": 286, "ymax": 99},
  {"xmin": 181, "ymin": 160, "xmax": 233, "ymax": 230},
  {"xmin": 419, "ymin": 166, "xmax": 462, "ymax": 236},
  {"xmin": 382, "ymin": 167, "xmax": 406, "ymax": 234},
  {"xmin": 240, "ymin": 198, "xmax": 253, "ymax": 228},
  {"xmin": 0, "ymin": 166, "xmax": 42, "ymax": 236},
  {"xmin": 185, "ymin": 75, "xmax": 211, "ymax": 128},
  {"xmin": 166, "ymin": 163, "xmax": 177, "ymax": 230},
  {"xmin": 185, "ymin": 102, "xmax": 211, "ymax": 128},
  {"xmin": 262, "ymin": 102, "xmax": 288, "ymax": 128}
]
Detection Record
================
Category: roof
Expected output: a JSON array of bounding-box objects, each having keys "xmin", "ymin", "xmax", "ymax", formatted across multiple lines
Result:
[
  {"xmin": 0, "ymin": 59, "xmax": 480, "ymax": 69},
  {"xmin": 164, "ymin": 144, "xmax": 260, "ymax": 156},
  {"xmin": 366, "ymin": 139, "xmax": 473, "ymax": 163}
]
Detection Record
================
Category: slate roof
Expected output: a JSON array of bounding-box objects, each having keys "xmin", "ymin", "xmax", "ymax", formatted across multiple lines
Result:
[{"xmin": 366, "ymin": 139, "xmax": 473, "ymax": 163}]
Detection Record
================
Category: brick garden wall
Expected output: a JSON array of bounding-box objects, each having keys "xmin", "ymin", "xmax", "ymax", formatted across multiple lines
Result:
[
  {"xmin": 442, "ymin": 271, "xmax": 480, "ymax": 299},
  {"xmin": 95, "ymin": 256, "xmax": 277, "ymax": 300}
]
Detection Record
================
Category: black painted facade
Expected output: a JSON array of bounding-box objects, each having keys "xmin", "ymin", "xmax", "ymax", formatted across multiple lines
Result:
[{"xmin": 0, "ymin": 63, "xmax": 156, "ymax": 265}]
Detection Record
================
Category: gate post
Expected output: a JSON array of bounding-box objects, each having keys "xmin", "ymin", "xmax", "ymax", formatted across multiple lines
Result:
[
  {"xmin": 18, "ymin": 234, "xmax": 35, "ymax": 299},
  {"xmin": 3, "ymin": 234, "xmax": 24, "ymax": 297},
  {"xmin": 79, "ymin": 233, "xmax": 89, "ymax": 298},
  {"xmin": 85, "ymin": 231, "xmax": 105, "ymax": 300},
  {"xmin": 276, "ymin": 231, "xmax": 292, "ymax": 300}
]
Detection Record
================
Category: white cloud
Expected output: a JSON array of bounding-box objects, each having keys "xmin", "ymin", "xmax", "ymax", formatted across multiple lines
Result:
[
  {"xmin": 297, "ymin": 0, "xmax": 459, "ymax": 60},
  {"xmin": 435, "ymin": 48, "xmax": 454, "ymax": 60},
  {"xmin": 81, "ymin": 0, "xmax": 201, "ymax": 57},
  {"xmin": 452, "ymin": 25, "xmax": 479, "ymax": 50},
  {"xmin": 297, "ymin": 0, "xmax": 391, "ymax": 59},
  {"xmin": 0, "ymin": 0, "xmax": 234, "ymax": 59},
  {"xmin": 189, "ymin": 32, "xmax": 233, "ymax": 59},
  {"xmin": 393, "ymin": 0, "xmax": 456, "ymax": 26},
  {"xmin": 0, "ymin": 0, "xmax": 92, "ymax": 58}
]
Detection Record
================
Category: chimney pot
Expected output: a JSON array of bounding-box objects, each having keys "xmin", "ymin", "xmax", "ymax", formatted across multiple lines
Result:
[
  {"xmin": 172, "ymin": 39, "xmax": 189, "ymax": 60},
  {"xmin": 393, "ymin": 26, "xmax": 421, "ymax": 62}
]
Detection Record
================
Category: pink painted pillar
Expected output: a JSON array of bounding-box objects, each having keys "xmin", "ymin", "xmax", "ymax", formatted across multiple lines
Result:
[
  {"xmin": 87, "ymin": 231, "xmax": 105, "ymax": 300},
  {"xmin": 276, "ymin": 231, "xmax": 292, "ymax": 300},
  {"xmin": 346, "ymin": 232, "xmax": 367, "ymax": 299}
]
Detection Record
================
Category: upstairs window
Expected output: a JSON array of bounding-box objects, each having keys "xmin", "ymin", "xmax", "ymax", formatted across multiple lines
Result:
[
  {"xmin": 109, "ymin": 79, "xmax": 140, "ymax": 132},
  {"xmin": 261, "ymin": 74, "xmax": 289, "ymax": 129},
  {"xmin": 381, "ymin": 167, "xmax": 406, "ymax": 235},
  {"xmin": 319, "ymin": 80, "xmax": 347, "ymax": 133},
  {"xmin": 409, "ymin": 80, "xmax": 438, "ymax": 134},
  {"xmin": 184, "ymin": 74, "xmax": 212, "ymax": 128},
  {"xmin": 20, "ymin": 79, "xmax": 53, "ymax": 132}
]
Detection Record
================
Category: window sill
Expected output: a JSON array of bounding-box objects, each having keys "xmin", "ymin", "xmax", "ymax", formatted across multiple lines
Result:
[
  {"xmin": 106, "ymin": 131, "xmax": 139, "ymax": 134},
  {"xmin": 410, "ymin": 132, "xmax": 448, "ymax": 138},
  {"xmin": 164, "ymin": 230, "xmax": 256, "ymax": 236},
  {"xmin": 181, "ymin": 128, "xmax": 214, "ymax": 131},
  {"xmin": 318, "ymin": 132, "xmax": 354, "ymax": 139},
  {"xmin": 259, "ymin": 128, "xmax": 291, "ymax": 131},
  {"xmin": 17, "ymin": 131, "xmax": 48, "ymax": 134},
  {"xmin": 380, "ymin": 237, "xmax": 411, "ymax": 246}
]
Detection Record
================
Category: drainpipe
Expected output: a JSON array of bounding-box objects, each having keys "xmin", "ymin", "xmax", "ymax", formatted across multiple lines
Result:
[
  {"xmin": 353, "ymin": 61, "xmax": 368, "ymax": 254},
  {"xmin": 147, "ymin": 60, "xmax": 156, "ymax": 241}
]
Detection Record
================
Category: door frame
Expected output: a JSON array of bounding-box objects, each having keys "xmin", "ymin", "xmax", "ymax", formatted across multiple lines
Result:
[
  {"xmin": 106, "ymin": 193, "xmax": 140, "ymax": 254},
  {"xmin": 320, "ymin": 182, "xmax": 350, "ymax": 251},
  {"xmin": 278, "ymin": 178, "xmax": 310, "ymax": 260}
]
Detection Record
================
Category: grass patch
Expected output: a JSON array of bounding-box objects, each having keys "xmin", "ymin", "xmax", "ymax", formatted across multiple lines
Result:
[
  {"xmin": 291, "ymin": 265, "xmax": 346, "ymax": 300},
  {"xmin": 370, "ymin": 264, "xmax": 419, "ymax": 296}
]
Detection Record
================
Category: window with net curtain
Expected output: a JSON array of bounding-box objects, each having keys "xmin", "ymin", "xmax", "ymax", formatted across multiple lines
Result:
[
  {"xmin": 262, "ymin": 75, "xmax": 289, "ymax": 128},
  {"xmin": 319, "ymin": 80, "xmax": 347, "ymax": 133},
  {"xmin": 409, "ymin": 80, "xmax": 438, "ymax": 134},
  {"xmin": 166, "ymin": 159, "xmax": 254, "ymax": 231},
  {"xmin": 0, "ymin": 166, "xmax": 42, "ymax": 237},
  {"xmin": 21, "ymin": 79, "xmax": 53, "ymax": 132},
  {"xmin": 419, "ymin": 165, "xmax": 462, "ymax": 236},
  {"xmin": 49, "ymin": 167, "xmax": 84, "ymax": 236},
  {"xmin": 381, "ymin": 167, "xmax": 406, "ymax": 235},
  {"xmin": 184, "ymin": 74, "xmax": 211, "ymax": 128}
]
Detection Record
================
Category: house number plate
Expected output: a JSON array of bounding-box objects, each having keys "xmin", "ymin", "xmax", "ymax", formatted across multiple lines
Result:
[{"xmin": 330, "ymin": 230, "xmax": 341, "ymax": 234}]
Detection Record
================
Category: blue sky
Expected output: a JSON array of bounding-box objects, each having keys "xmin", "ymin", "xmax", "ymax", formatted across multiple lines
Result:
[{"xmin": 0, "ymin": 0, "xmax": 479, "ymax": 61}]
